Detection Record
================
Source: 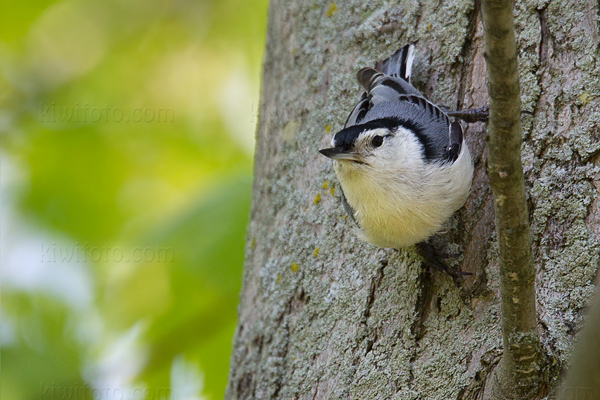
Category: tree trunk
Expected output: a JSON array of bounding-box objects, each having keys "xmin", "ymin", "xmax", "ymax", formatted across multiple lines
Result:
[{"xmin": 226, "ymin": 0, "xmax": 600, "ymax": 398}]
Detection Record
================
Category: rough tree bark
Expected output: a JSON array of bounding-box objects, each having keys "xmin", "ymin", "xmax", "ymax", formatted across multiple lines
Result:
[{"xmin": 226, "ymin": 0, "xmax": 600, "ymax": 399}]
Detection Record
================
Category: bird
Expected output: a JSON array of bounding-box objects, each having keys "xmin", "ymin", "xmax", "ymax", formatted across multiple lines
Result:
[{"xmin": 319, "ymin": 43, "xmax": 477, "ymax": 275}]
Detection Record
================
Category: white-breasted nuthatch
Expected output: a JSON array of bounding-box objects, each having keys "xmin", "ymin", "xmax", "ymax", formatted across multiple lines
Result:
[{"xmin": 320, "ymin": 44, "xmax": 475, "ymax": 253}]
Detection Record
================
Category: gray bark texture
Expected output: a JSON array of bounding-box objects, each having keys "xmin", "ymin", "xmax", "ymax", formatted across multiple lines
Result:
[{"xmin": 226, "ymin": 0, "xmax": 600, "ymax": 399}]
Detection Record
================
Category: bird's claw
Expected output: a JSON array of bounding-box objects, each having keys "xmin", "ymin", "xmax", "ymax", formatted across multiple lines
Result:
[{"xmin": 416, "ymin": 241, "xmax": 472, "ymax": 278}]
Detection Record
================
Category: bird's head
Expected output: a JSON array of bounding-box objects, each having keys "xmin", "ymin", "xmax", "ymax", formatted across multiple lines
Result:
[{"xmin": 319, "ymin": 119, "xmax": 423, "ymax": 175}]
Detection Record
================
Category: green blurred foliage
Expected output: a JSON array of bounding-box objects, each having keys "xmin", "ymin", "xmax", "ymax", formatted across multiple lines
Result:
[
  {"xmin": 1, "ymin": 0, "xmax": 267, "ymax": 398},
  {"xmin": 2, "ymin": 292, "xmax": 93, "ymax": 400}
]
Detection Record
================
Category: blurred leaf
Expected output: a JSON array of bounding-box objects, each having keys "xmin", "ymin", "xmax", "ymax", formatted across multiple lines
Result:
[
  {"xmin": 0, "ymin": 0, "xmax": 57, "ymax": 49},
  {"xmin": 139, "ymin": 175, "xmax": 252, "ymax": 399},
  {"xmin": 1, "ymin": 292, "xmax": 93, "ymax": 400}
]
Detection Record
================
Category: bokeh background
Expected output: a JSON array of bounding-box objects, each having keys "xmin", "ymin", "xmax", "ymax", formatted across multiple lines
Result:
[{"xmin": 1, "ymin": 0, "xmax": 269, "ymax": 398}]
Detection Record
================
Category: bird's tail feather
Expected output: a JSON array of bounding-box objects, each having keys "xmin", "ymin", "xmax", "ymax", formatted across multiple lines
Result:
[{"xmin": 374, "ymin": 43, "xmax": 415, "ymax": 82}]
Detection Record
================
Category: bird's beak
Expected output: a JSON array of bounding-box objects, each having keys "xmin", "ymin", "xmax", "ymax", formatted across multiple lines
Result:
[{"xmin": 319, "ymin": 147, "xmax": 362, "ymax": 161}]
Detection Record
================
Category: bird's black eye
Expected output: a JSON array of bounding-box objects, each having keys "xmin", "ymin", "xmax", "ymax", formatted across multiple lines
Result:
[{"xmin": 371, "ymin": 135, "xmax": 384, "ymax": 147}]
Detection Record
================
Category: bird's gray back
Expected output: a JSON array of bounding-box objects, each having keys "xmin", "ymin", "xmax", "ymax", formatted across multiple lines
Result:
[
  {"xmin": 359, "ymin": 95, "xmax": 451, "ymax": 161},
  {"xmin": 344, "ymin": 45, "xmax": 454, "ymax": 163}
]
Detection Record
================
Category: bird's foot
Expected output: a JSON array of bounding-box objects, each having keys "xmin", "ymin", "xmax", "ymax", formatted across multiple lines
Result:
[
  {"xmin": 446, "ymin": 106, "xmax": 490, "ymax": 123},
  {"xmin": 446, "ymin": 106, "xmax": 534, "ymax": 123},
  {"xmin": 416, "ymin": 241, "xmax": 472, "ymax": 278}
]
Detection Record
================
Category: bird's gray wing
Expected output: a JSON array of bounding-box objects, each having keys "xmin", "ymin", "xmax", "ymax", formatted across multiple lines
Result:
[
  {"xmin": 345, "ymin": 44, "xmax": 422, "ymax": 129},
  {"xmin": 344, "ymin": 69, "xmax": 422, "ymax": 129},
  {"xmin": 362, "ymin": 94, "xmax": 453, "ymax": 162},
  {"xmin": 343, "ymin": 44, "xmax": 462, "ymax": 164},
  {"xmin": 344, "ymin": 92, "xmax": 370, "ymax": 128},
  {"xmin": 441, "ymin": 121, "xmax": 463, "ymax": 164},
  {"xmin": 357, "ymin": 67, "xmax": 422, "ymax": 99}
]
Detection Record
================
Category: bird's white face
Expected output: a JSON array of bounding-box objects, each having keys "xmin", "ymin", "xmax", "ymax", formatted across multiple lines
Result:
[
  {"xmin": 328, "ymin": 126, "xmax": 426, "ymax": 180},
  {"xmin": 329, "ymin": 127, "xmax": 389, "ymax": 162}
]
